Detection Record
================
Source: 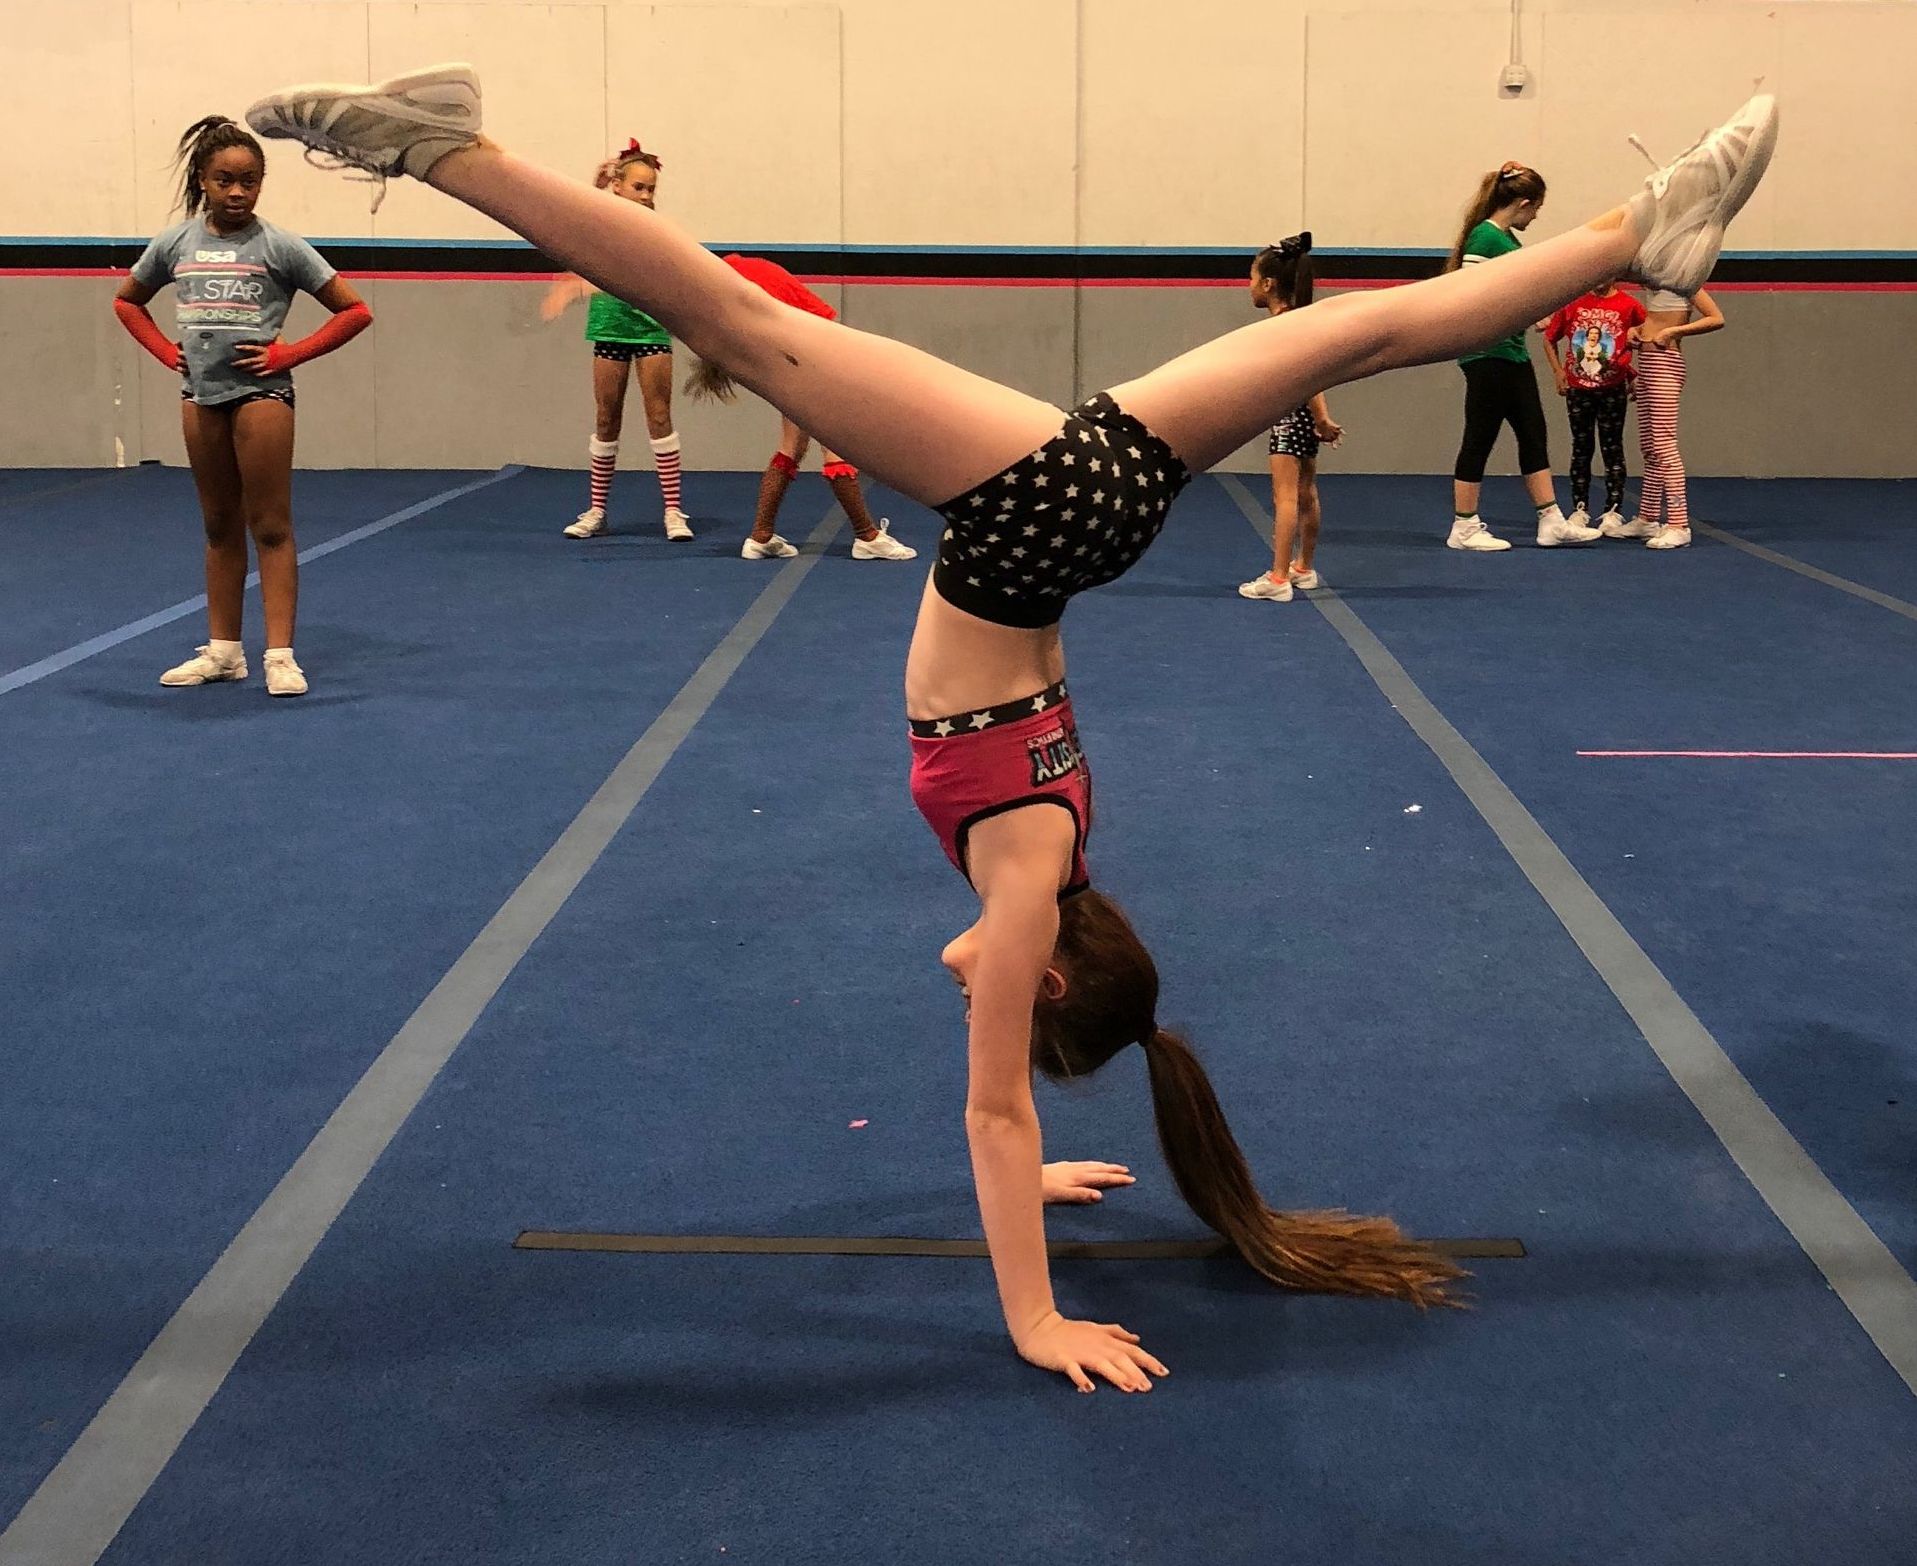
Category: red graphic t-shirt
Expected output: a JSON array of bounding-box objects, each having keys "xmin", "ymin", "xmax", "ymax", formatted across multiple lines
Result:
[
  {"xmin": 1545, "ymin": 290, "xmax": 1647, "ymax": 390},
  {"xmin": 723, "ymin": 254, "xmax": 837, "ymax": 321}
]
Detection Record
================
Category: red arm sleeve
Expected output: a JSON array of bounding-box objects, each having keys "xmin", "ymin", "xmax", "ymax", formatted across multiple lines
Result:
[
  {"xmin": 261, "ymin": 300, "xmax": 372, "ymax": 375},
  {"xmin": 113, "ymin": 297, "xmax": 183, "ymax": 372}
]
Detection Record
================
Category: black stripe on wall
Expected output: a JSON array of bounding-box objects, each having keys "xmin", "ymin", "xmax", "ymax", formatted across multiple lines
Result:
[{"xmin": 7, "ymin": 241, "xmax": 1917, "ymax": 285}]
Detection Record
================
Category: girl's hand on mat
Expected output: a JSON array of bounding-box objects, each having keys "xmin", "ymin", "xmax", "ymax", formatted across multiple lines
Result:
[
  {"xmin": 1041, "ymin": 1161, "xmax": 1135, "ymax": 1204},
  {"xmin": 1017, "ymin": 1312, "xmax": 1168, "ymax": 1393}
]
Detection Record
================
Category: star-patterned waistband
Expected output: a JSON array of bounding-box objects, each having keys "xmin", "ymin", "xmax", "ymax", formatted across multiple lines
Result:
[{"xmin": 908, "ymin": 681, "xmax": 1071, "ymax": 739}]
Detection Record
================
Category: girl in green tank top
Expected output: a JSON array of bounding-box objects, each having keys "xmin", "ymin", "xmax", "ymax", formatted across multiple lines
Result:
[{"xmin": 540, "ymin": 139, "xmax": 689, "ymax": 540}]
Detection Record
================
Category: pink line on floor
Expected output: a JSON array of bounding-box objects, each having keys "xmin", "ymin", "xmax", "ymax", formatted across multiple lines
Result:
[{"xmin": 1579, "ymin": 750, "xmax": 1917, "ymax": 759}]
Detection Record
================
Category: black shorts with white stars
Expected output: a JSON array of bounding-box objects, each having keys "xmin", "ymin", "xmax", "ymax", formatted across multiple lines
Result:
[{"xmin": 931, "ymin": 392, "xmax": 1191, "ymax": 629}]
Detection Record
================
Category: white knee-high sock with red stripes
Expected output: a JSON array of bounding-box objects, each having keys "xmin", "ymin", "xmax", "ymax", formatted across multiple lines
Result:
[
  {"xmin": 588, "ymin": 435, "xmax": 618, "ymax": 514},
  {"xmin": 650, "ymin": 432, "xmax": 683, "ymax": 515}
]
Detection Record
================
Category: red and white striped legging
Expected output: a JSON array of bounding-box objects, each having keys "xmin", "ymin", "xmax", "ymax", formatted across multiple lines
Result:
[{"xmin": 1634, "ymin": 345, "xmax": 1688, "ymax": 529}]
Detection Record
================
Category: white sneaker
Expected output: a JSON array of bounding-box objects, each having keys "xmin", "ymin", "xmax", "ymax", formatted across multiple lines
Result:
[
  {"xmin": 1447, "ymin": 516, "xmax": 1511, "ymax": 552},
  {"xmin": 1537, "ymin": 508, "xmax": 1602, "ymax": 547},
  {"xmin": 1645, "ymin": 525, "xmax": 1692, "ymax": 550},
  {"xmin": 663, "ymin": 508, "xmax": 694, "ymax": 541},
  {"xmin": 159, "ymin": 644, "xmax": 246, "ymax": 687},
  {"xmin": 564, "ymin": 507, "xmax": 606, "ymax": 539},
  {"xmin": 1238, "ymin": 573, "xmax": 1294, "ymax": 602},
  {"xmin": 1289, "ymin": 567, "xmax": 1322, "ymax": 591},
  {"xmin": 263, "ymin": 649, "xmax": 308, "ymax": 697},
  {"xmin": 1626, "ymin": 94, "xmax": 1779, "ymax": 298},
  {"xmin": 742, "ymin": 534, "xmax": 798, "ymax": 560},
  {"xmin": 1600, "ymin": 513, "xmax": 1656, "ymax": 539},
  {"xmin": 245, "ymin": 64, "xmax": 482, "ymax": 212},
  {"xmin": 1565, "ymin": 507, "xmax": 1591, "ymax": 531},
  {"xmin": 852, "ymin": 520, "xmax": 917, "ymax": 561}
]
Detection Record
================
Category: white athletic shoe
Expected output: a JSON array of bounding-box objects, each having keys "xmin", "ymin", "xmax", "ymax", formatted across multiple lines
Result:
[
  {"xmin": 852, "ymin": 520, "xmax": 917, "ymax": 561},
  {"xmin": 742, "ymin": 534, "xmax": 798, "ymax": 560},
  {"xmin": 263, "ymin": 649, "xmax": 308, "ymax": 697},
  {"xmin": 1645, "ymin": 525, "xmax": 1692, "ymax": 550},
  {"xmin": 1600, "ymin": 513, "xmax": 1656, "ymax": 539},
  {"xmin": 663, "ymin": 508, "xmax": 695, "ymax": 541},
  {"xmin": 1537, "ymin": 508, "xmax": 1602, "ymax": 547},
  {"xmin": 1238, "ymin": 573, "xmax": 1294, "ymax": 602},
  {"xmin": 159, "ymin": 644, "xmax": 246, "ymax": 687},
  {"xmin": 1289, "ymin": 567, "xmax": 1323, "ymax": 591},
  {"xmin": 1565, "ymin": 507, "xmax": 1591, "ymax": 531},
  {"xmin": 564, "ymin": 507, "xmax": 606, "ymax": 539},
  {"xmin": 245, "ymin": 64, "xmax": 482, "ymax": 212},
  {"xmin": 1447, "ymin": 515, "xmax": 1511, "ymax": 552},
  {"xmin": 1626, "ymin": 94, "xmax": 1779, "ymax": 298}
]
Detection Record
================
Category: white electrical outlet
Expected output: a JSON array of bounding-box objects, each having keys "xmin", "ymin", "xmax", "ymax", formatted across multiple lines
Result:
[{"xmin": 1501, "ymin": 63, "xmax": 1531, "ymax": 94}]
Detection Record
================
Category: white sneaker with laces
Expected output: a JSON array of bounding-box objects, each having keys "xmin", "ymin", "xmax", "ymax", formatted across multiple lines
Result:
[
  {"xmin": 1537, "ymin": 508, "xmax": 1602, "ymax": 547},
  {"xmin": 263, "ymin": 649, "xmax": 308, "ymax": 697},
  {"xmin": 1645, "ymin": 525, "xmax": 1692, "ymax": 550},
  {"xmin": 245, "ymin": 64, "xmax": 482, "ymax": 212},
  {"xmin": 663, "ymin": 508, "xmax": 694, "ymax": 541},
  {"xmin": 742, "ymin": 534, "xmax": 798, "ymax": 560},
  {"xmin": 1289, "ymin": 567, "xmax": 1322, "ymax": 591},
  {"xmin": 1626, "ymin": 95, "xmax": 1779, "ymax": 298},
  {"xmin": 1447, "ymin": 515, "xmax": 1511, "ymax": 552},
  {"xmin": 1566, "ymin": 507, "xmax": 1591, "ymax": 531},
  {"xmin": 1600, "ymin": 513, "xmax": 1656, "ymax": 539},
  {"xmin": 1238, "ymin": 574, "xmax": 1294, "ymax": 602},
  {"xmin": 564, "ymin": 507, "xmax": 606, "ymax": 539},
  {"xmin": 852, "ymin": 520, "xmax": 917, "ymax": 561},
  {"xmin": 160, "ymin": 644, "xmax": 247, "ymax": 687}
]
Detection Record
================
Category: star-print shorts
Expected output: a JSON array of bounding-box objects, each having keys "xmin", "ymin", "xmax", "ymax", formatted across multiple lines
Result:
[
  {"xmin": 931, "ymin": 391, "xmax": 1191, "ymax": 629},
  {"xmin": 1268, "ymin": 405, "xmax": 1319, "ymax": 461},
  {"xmin": 592, "ymin": 341, "xmax": 672, "ymax": 362}
]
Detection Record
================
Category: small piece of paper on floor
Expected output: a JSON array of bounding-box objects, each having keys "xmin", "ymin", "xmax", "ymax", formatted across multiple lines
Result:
[
  {"xmin": 1404, "ymin": 804, "xmax": 1422, "ymax": 814},
  {"xmin": 848, "ymin": 1119, "xmax": 869, "ymax": 1129}
]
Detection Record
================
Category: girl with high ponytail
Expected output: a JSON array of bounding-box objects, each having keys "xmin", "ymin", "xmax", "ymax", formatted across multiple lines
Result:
[
  {"xmin": 1443, "ymin": 162, "xmax": 1599, "ymax": 553},
  {"xmin": 114, "ymin": 115, "xmax": 371, "ymax": 696},
  {"xmin": 1237, "ymin": 232, "xmax": 1345, "ymax": 602}
]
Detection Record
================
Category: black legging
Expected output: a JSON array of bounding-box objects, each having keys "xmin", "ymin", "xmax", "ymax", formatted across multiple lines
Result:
[
  {"xmin": 1566, "ymin": 385, "xmax": 1629, "ymax": 514},
  {"xmin": 1454, "ymin": 358, "xmax": 1550, "ymax": 481}
]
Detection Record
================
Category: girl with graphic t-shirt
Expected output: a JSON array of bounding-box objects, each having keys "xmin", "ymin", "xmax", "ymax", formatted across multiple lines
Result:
[
  {"xmin": 1540, "ymin": 282, "xmax": 1646, "ymax": 534},
  {"xmin": 540, "ymin": 140, "xmax": 692, "ymax": 542},
  {"xmin": 114, "ymin": 117, "xmax": 370, "ymax": 697},
  {"xmin": 249, "ymin": 65, "xmax": 1776, "ymax": 1391},
  {"xmin": 1443, "ymin": 163, "xmax": 1600, "ymax": 552}
]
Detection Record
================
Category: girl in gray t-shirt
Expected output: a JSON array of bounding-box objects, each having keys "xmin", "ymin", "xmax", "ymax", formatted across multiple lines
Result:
[{"xmin": 115, "ymin": 115, "xmax": 372, "ymax": 697}]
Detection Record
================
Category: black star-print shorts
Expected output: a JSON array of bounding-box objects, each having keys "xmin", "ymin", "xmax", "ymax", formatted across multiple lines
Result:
[
  {"xmin": 1268, "ymin": 405, "xmax": 1319, "ymax": 461},
  {"xmin": 931, "ymin": 392, "xmax": 1191, "ymax": 629}
]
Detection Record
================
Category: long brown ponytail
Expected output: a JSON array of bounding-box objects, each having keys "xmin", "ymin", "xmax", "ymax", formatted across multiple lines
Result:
[
  {"xmin": 1141, "ymin": 1027, "xmax": 1463, "ymax": 1306},
  {"xmin": 173, "ymin": 116, "xmax": 263, "ymax": 217},
  {"xmin": 1033, "ymin": 890, "xmax": 1465, "ymax": 1307},
  {"xmin": 1444, "ymin": 161, "xmax": 1546, "ymax": 274}
]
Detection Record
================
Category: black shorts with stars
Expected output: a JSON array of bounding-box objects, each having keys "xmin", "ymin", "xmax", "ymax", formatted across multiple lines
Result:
[{"xmin": 931, "ymin": 392, "xmax": 1191, "ymax": 629}]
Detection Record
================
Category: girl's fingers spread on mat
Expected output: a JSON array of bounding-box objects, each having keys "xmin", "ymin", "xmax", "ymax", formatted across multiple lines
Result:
[
  {"xmin": 1098, "ymin": 1359, "xmax": 1151, "ymax": 1393},
  {"xmin": 1041, "ymin": 1161, "xmax": 1136, "ymax": 1203}
]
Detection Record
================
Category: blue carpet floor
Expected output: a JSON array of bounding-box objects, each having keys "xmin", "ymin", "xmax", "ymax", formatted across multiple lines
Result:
[{"xmin": 3, "ymin": 467, "xmax": 1913, "ymax": 1564}]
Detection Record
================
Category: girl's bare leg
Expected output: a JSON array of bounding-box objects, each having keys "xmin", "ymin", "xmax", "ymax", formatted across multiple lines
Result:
[
  {"xmin": 1113, "ymin": 213, "xmax": 1640, "ymax": 474},
  {"xmin": 427, "ymin": 143, "xmax": 1060, "ymax": 505},
  {"xmin": 233, "ymin": 400, "xmax": 299, "ymax": 648},
  {"xmin": 591, "ymin": 357, "xmax": 628, "ymax": 442},
  {"xmin": 1268, "ymin": 455, "xmax": 1302, "ymax": 581},
  {"xmin": 1295, "ymin": 466, "xmax": 1321, "ymax": 572},
  {"xmin": 636, "ymin": 353, "xmax": 675, "ymax": 442},
  {"xmin": 181, "ymin": 402, "xmax": 249, "ymax": 641}
]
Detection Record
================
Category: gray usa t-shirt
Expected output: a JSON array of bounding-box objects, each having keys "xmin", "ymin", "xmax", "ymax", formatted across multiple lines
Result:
[{"xmin": 130, "ymin": 217, "xmax": 337, "ymax": 406}]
